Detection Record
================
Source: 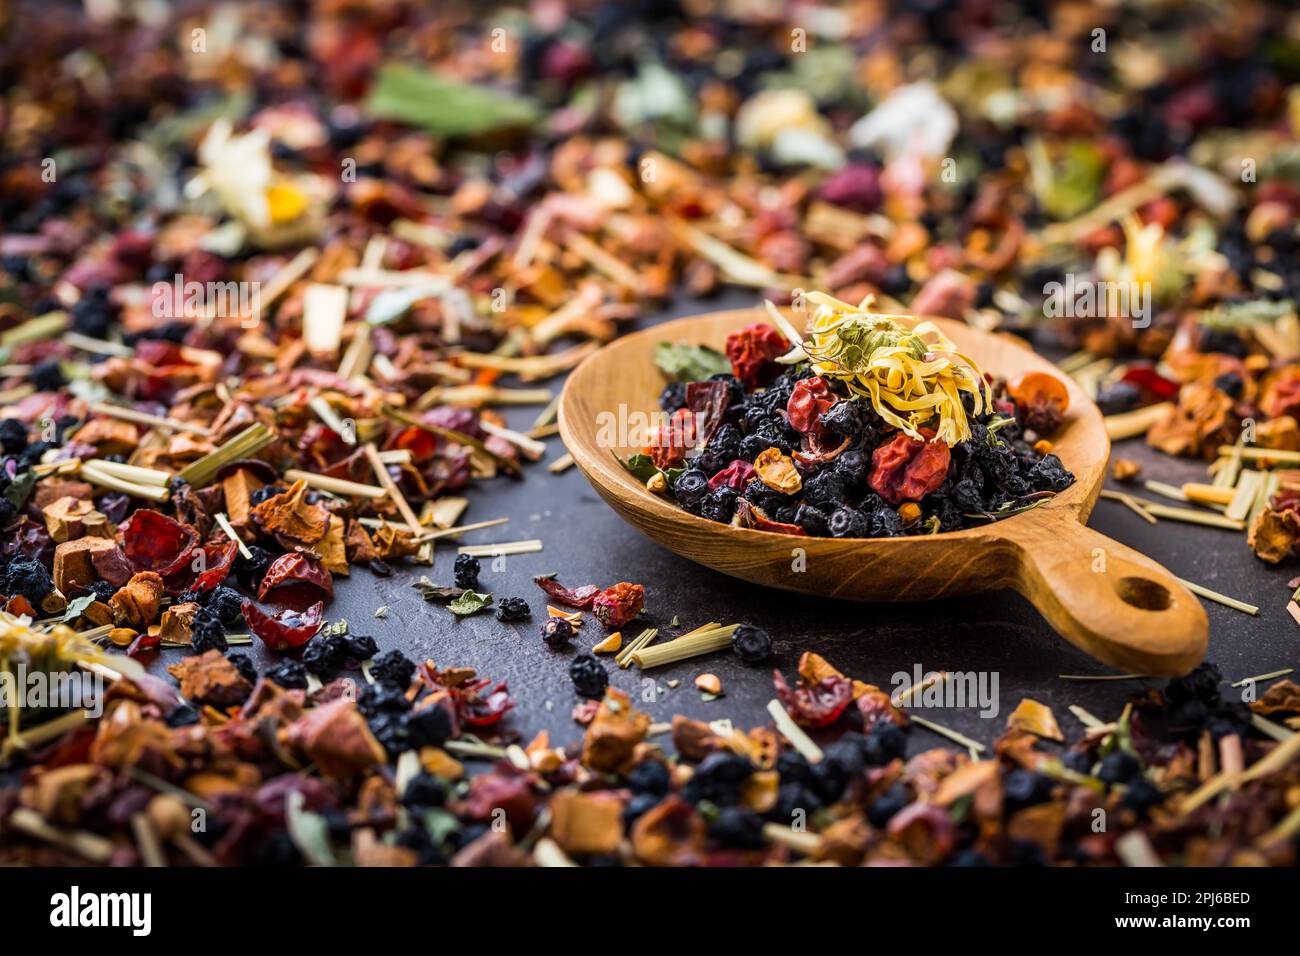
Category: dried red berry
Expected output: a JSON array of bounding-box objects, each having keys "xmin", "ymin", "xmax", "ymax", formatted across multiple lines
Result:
[
  {"xmin": 455, "ymin": 678, "xmax": 515, "ymax": 727},
  {"xmin": 869, "ymin": 432, "xmax": 951, "ymax": 506},
  {"xmin": 708, "ymin": 459, "xmax": 755, "ymax": 492}
]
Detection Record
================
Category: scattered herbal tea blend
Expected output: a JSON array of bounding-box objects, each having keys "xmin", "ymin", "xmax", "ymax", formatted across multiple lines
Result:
[
  {"xmin": 0, "ymin": 0, "xmax": 1297, "ymax": 882},
  {"xmin": 624, "ymin": 294, "xmax": 1076, "ymax": 537}
]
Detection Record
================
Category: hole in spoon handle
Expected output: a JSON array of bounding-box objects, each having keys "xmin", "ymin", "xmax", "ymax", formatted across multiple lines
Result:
[{"xmin": 1006, "ymin": 518, "xmax": 1207, "ymax": 677}]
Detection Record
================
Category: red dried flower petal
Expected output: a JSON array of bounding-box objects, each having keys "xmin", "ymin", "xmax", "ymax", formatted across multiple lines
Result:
[
  {"xmin": 119, "ymin": 509, "xmax": 200, "ymax": 578},
  {"xmin": 535, "ymin": 575, "xmax": 600, "ymax": 609},
  {"xmin": 257, "ymin": 552, "xmax": 334, "ymax": 601},
  {"xmin": 773, "ymin": 669, "xmax": 853, "ymax": 728},
  {"xmin": 243, "ymin": 599, "xmax": 325, "ymax": 650}
]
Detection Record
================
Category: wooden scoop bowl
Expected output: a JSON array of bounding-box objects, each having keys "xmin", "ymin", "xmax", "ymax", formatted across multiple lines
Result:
[{"xmin": 558, "ymin": 308, "xmax": 1208, "ymax": 677}]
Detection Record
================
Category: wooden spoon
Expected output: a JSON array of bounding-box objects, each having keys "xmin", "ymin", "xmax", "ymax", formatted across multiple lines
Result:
[{"xmin": 559, "ymin": 308, "xmax": 1207, "ymax": 677}]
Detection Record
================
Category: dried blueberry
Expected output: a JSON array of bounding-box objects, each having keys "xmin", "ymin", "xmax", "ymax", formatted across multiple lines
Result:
[
  {"xmin": 699, "ymin": 486, "xmax": 738, "ymax": 523},
  {"xmin": 828, "ymin": 506, "xmax": 868, "ymax": 538},
  {"xmin": 266, "ymin": 659, "xmax": 308, "ymax": 690},
  {"xmin": 569, "ymin": 652, "xmax": 608, "ymax": 699},
  {"xmin": 343, "ymin": 633, "xmax": 379, "ymax": 661},
  {"xmin": 1097, "ymin": 750, "xmax": 1141, "ymax": 786},
  {"xmin": 404, "ymin": 705, "xmax": 452, "ymax": 747},
  {"xmin": 453, "ymin": 554, "xmax": 481, "ymax": 590},
  {"xmin": 226, "ymin": 652, "xmax": 257, "ymax": 684},
  {"xmin": 731, "ymin": 624, "xmax": 773, "ymax": 664},
  {"xmin": 190, "ymin": 608, "xmax": 228, "ymax": 654},
  {"xmin": 371, "ymin": 649, "xmax": 416, "ymax": 688},
  {"xmin": 626, "ymin": 760, "xmax": 670, "ymax": 795},
  {"xmin": 672, "ymin": 468, "xmax": 710, "ymax": 512},
  {"xmin": 495, "ymin": 596, "xmax": 531, "ymax": 622},
  {"xmin": 708, "ymin": 806, "xmax": 765, "ymax": 849},
  {"xmin": 866, "ymin": 782, "xmax": 909, "ymax": 827}
]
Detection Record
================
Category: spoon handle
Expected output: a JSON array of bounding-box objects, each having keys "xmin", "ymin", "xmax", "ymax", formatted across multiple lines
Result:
[{"xmin": 1002, "ymin": 514, "xmax": 1208, "ymax": 677}]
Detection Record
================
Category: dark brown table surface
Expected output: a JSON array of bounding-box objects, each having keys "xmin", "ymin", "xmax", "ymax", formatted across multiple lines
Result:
[{"xmin": 172, "ymin": 293, "xmax": 1300, "ymax": 757}]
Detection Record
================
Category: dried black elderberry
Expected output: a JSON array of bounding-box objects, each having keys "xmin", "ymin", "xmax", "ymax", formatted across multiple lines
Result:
[
  {"xmin": 731, "ymin": 624, "xmax": 772, "ymax": 664},
  {"xmin": 569, "ymin": 652, "xmax": 608, "ymax": 699},
  {"xmin": 495, "ymin": 596, "xmax": 531, "ymax": 622}
]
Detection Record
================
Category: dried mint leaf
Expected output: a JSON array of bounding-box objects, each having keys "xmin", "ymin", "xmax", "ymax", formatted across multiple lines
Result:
[
  {"xmin": 447, "ymin": 590, "xmax": 493, "ymax": 616},
  {"xmin": 367, "ymin": 63, "xmax": 540, "ymax": 137},
  {"xmin": 654, "ymin": 341, "xmax": 731, "ymax": 383},
  {"xmin": 4, "ymin": 470, "xmax": 35, "ymax": 509}
]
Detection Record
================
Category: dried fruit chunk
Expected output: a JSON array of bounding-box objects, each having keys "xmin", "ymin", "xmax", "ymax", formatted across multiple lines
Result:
[
  {"xmin": 167, "ymin": 650, "xmax": 252, "ymax": 708},
  {"xmin": 109, "ymin": 571, "xmax": 165, "ymax": 628},
  {"xmin": 43, "ymin": 496, "xmax": 113, "ymax": 543},
  {"xmin": 285, "ymin": 698, "xmax": 387, "ymax": 779},
  {"xmin": 582, "ymin": 687, "xmax": 650, "ymax": 773},
  {"xmin": 1007, "ymin": 371, "xmax": 1070, "ymax": 434}
]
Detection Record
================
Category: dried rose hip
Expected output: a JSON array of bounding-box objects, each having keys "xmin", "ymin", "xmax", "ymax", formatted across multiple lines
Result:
[
  {"xmin": 725, "ymin": 323, "xmax": 789, "ymax": 388},
  {"xmin": 869, "ymin": 432, "xmax": 951, "ymax": 505},
  {"xmin": 773, "ymin": 669, "xmax": 853, "ymax": 728},
  {"xmin": 592, "ymin": 582, "xmax": 645, "ymax": 628},
  {"xmin": 786, "ymin": 376, "xmax": 836, "ymax": 441},
  {"xmin": 257, "ymin": 552, "xmax": 334, "ymax": 601},
  {"xmin": 243, "ymin": 599, "xmax": 325, "ymax": 650}
]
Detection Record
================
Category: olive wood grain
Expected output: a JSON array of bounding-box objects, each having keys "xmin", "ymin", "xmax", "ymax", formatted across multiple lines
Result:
[{"xmin": 558, "ymin": 308, "xmax": 1207, "ymax": 676}]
